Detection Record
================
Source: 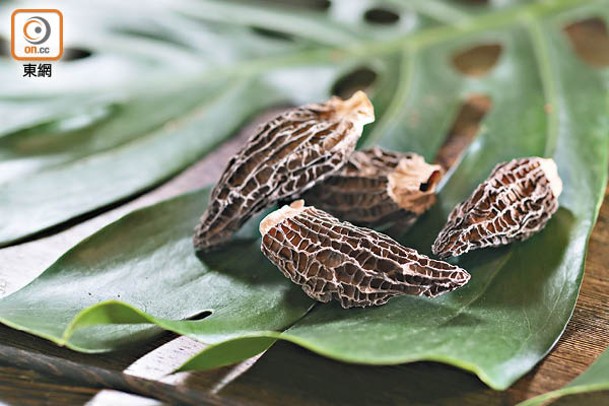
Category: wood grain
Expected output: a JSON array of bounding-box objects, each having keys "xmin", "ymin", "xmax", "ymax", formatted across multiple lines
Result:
[
  {"xmin": 0, "ymin": 366, "xmax": 99, "ymax": 406},
  {"xmin": 0, "ymin": 343, "xmax": 226, "ymax": 405}
]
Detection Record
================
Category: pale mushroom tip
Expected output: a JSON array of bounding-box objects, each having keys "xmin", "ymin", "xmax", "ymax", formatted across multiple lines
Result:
[
  {"xmin": 333, "ymin": 90, "xmax": 375, "ymax": 126},
  {"xmin": 387, "ymin": 156, "xmax": 444, "ymax": 215},
  {"xmin": 538, "ymin": 158, "xmax": 563, "ymax": 198},
  {"xmin": 259, "ymin": 200, "xmax": 307, "ymax": 236}
]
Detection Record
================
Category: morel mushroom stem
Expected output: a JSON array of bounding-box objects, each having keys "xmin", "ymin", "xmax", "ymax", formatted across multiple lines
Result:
[
  {"xmin": 261, "ymin": 200, "xmax": 470, "ymax": 309},
  {"xmin": 194, "ymin": 91, "xmax": 375, "ymax": 252},
  {"xmin": 387, "ymin": 154, "xmax": 443, "ymax": 215},
  {"xmin": 432, "ymin": 157, "xmax": 563, "ymax": 258}
]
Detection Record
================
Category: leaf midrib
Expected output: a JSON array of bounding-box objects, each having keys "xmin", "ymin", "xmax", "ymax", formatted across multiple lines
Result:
[{"xmin": 524, "ymin": 15, "xmax": 561, "ymax": 157}]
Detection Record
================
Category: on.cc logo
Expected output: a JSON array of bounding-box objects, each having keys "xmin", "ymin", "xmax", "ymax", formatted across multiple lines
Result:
[
  {"xmin": 23, "ymin": 16, "xmax": 52, "ymax": 45},
  {"xmin": 11, "ymin": 9, "xmax": 63, "ymax": 61}
]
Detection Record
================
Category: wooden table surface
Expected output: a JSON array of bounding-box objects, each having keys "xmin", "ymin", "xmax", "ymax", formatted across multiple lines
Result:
[{"xmin": 0, "ymin": 114, "xmax": 608, "ymax": 406}]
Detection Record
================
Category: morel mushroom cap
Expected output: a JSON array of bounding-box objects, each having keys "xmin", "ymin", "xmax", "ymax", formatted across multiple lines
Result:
[
  {"xmin": 261, "ymin": 200, "xmax": 470, "ymax": 309},
  {"xmin": 302, "ymin": 147, "xmax": 442, "ymax": 229},
  {"xmin": 432, "ymin": 157, "xmax": 563, "ymax": 258},
  {"xmin": 194, "ymin": 91, "xmax": 375, "ymax": 252}
]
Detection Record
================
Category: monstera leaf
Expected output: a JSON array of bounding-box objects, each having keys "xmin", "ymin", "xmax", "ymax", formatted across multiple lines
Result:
[{"xmin": 0, "ymin": 0, "xmax": 608, "ymax": 393}]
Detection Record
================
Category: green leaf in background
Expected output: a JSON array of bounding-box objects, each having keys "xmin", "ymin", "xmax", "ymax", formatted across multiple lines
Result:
[
  {"xmin": 518, "ymin": 347, "xmax": 609, "ymax": 405},
  {"xmin": 0, "ymin": 0, "xmax": 608, "ymax": 393}
]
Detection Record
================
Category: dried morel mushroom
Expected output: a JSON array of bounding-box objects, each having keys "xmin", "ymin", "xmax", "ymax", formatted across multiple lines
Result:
[
  {"xmin": 260, "ymin": 201, "xmax": 470, "ymax": 309},
  {"xmin": 432, "ymin": 157, "xmax": 563, "ymax": 258},
  {"xmin": 194, "ymin": 91, "xmax": 375, "ymax": 252},
  {"xmin": 302, "ymin": 147, "xmax": 443, "ymax": 229}
]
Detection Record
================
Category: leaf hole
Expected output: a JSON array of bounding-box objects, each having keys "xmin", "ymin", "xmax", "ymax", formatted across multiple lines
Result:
[
  {"xmin": 331, "ymin": 67, "xmax": 378, "ymax": 99},
  {"xmin": 62, "ymin": 48, "xmax": 93, "ymax": 61},
  {"xmin": 364, "ymin": 8, "xmax": 400, "ymax": 25},
  {"xmin": 313, "ymin": 0, "xmax": 331, "ymax": 10},
  {"xmin": 251, "ymin": 27, "xmax": 295, "ymax": 42},
  {"xmin": 564, "ymin": 17, "xmax": 609, "ymax": 68},
  {"xmin": 455, "ymin": 0, "xmax": 489, "ymax": 5},
  {"xmin": 434, "ymin": 94, "xmax": 492, "ymax": 171},
  {"xmin": 186, "ymin": 310, "xmax": 213, "ymax": 321},
  {"xmin": 262, "ymin": 0, "xmax": 331, "ymax": 11},
  {"xmin": 452, "ymin": 44, "xmax": 503, "ymax": 77},
  {"xmin": 0, "ymin": 38, "xmax": 9, "ymax": 57}
]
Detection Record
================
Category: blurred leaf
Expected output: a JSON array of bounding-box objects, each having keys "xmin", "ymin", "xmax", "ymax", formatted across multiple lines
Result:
[{"xmin": 0, "ymin": 0, "xmax": 608, "ymax": 392}]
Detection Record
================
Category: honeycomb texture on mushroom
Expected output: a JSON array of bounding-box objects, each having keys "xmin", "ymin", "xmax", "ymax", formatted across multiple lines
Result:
[
  {"xmin": 261, "ymin": 201, "xmax": 470, "ymax": 309},
  {"xmin": 432, "ymin": 157, "xmax": 563, "ymax": 258},
  {"xmin": 194, "ymin": 91, "xmax": 374, "ymax": 252}
]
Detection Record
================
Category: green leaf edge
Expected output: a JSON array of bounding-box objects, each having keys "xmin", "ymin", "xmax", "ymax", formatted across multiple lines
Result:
[{"xmin": 0, "ymin": 293, "xmax": 498, "ymax": 388}]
